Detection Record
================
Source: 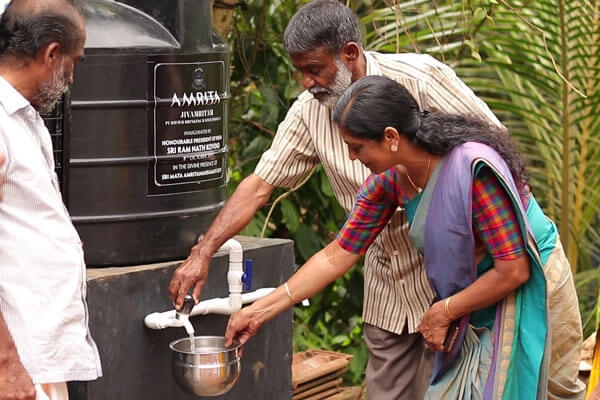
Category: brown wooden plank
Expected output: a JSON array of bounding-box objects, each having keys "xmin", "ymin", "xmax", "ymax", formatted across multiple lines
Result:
[
  {"xmin": 293, "ymin": 369, "xmax": 347, "ymax": 394},
  {"xmin": 292, "ymin": 378, "xmax": 343, "ymax": 400},
  {"xmin": 292, "ymin": 350, "xmax": 353, "ymax": 387},
  {"xmin": 295, "ymin": 387, "xmax": 342, "ymax": 400}
]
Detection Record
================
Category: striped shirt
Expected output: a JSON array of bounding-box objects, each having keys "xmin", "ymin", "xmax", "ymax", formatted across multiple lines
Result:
[
  {"xmin": 0, "ymin": 76, "xmax": 102, "ymax": 383},
  {"xmin": 255, "ymin": 51, "xmax": 500, "ymax": 334},
  {"xmin": 337, "ymin": 166, "xmax": 526, "ymax": 260}
]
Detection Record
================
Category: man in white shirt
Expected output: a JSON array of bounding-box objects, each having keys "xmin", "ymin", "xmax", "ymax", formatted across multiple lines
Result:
[{"xmin": 0, "ymin": 1, "xmax": 102, "ymax": 399}]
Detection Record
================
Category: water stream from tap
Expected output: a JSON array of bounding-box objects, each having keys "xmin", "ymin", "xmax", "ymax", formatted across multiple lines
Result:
[
  {"xmin": 181, "ymin": 318, "xmax": 196, "ymax": 353},
  {"xmin": 177, "ymin": 295, "xmax": 197, "ymax": 352}
]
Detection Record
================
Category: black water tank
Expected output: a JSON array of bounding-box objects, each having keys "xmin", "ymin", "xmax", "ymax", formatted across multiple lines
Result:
[{"xmin": 65, "ymin": 0, "xmax": 230, "ymax": 266}]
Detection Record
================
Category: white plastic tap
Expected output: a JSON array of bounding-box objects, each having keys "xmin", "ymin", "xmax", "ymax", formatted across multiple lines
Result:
[{"xmin": 144, "ymin": 238, "xmax": 275, "ymax": 331}]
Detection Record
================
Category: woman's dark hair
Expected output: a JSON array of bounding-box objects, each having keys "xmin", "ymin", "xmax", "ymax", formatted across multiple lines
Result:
[
  {"xmin": 0, "ymin": 0, "xmax": 84, "ymax": 64},
  {"xmin": 283, "ymin": 0, "xmax": 362, "ymax": 55},
  {"xmin": 332, "ymin": 75, "xmax": 528, "ymax": 185}
]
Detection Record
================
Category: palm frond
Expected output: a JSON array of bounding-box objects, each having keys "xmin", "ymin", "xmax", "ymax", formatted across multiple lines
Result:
[{"xmin": 361, "ymin": 0, "xmax": 600, "ymax": 332}]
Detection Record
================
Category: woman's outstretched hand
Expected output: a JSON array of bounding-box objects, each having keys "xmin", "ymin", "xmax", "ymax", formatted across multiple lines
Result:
[{"xmin": 224, "ymin": 308, "xmax": 264, "ymax": 348}]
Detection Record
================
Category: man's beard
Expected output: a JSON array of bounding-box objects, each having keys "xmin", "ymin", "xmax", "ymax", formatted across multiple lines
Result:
[
  {"xmin": 310, "ymin": 58, "xmax": 353, "ymax": 109},
  {"xmin": 31, "ymin": 58, "xmax": 70, "ymax": 115}
]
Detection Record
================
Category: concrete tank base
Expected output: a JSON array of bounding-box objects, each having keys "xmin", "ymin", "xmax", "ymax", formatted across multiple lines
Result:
[{"xmin": 69, "ymin": 236, "xmax": 294, "ymax": 400}]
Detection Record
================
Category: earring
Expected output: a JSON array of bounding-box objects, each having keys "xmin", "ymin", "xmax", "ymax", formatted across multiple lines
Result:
[{"xmin": 391, "ymin": 145, "xmax": 398, "ymax": 152}]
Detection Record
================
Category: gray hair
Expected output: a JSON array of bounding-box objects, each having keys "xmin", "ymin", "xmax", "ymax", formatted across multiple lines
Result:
[
  {"xmin": 0, "ymin": 0, "xmax": 84, "ymax": 64},
  {"xmin": 283, "ymin": 0, "xmax": 362, "ymax": 55}
]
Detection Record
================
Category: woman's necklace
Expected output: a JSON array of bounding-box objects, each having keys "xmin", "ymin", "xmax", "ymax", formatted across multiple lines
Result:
[{"xmin": 405, "ymin": 156, "xmax": 431, "ymax": 194}]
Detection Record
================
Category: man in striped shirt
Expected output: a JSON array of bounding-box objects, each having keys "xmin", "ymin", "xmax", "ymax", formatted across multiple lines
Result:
[{"xmin": 169, "ymin": 0, "xmax": 500, "ymax": 398}]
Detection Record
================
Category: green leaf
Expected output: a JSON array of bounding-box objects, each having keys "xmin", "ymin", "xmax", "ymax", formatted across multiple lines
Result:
[
  {"xmin": 473, "ymin": 7, "xmax": 487, "ymax": 23},
  {"xmin": 319, "ymin": 169, "xmax": 335, "ymax": 197},
  {"xmin": 281, "ymin": 198, "xmax": 301, "ymax": 233},
  {"xmin": 295, "ymin": 224, "xmax": 322, "ymax": 262}
]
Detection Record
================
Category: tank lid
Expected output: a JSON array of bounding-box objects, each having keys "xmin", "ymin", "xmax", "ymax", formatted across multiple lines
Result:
[{"xmin": 83, "ymin": 0, "xmax": 180, "ymax": 49}]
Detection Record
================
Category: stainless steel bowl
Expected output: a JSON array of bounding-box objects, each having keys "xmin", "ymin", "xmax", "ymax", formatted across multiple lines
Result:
[{"xmin": 169, "ymin": 336, "xmax": 241, "ymax": 397}]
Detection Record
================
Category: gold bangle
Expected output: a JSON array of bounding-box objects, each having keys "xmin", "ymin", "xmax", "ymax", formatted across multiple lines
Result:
[
  {"xmin": 284, "ymin": 282, "xmax": 295, "ymax": 303},
  {"xmin": 444, "ymin": 296, "xmax": 453, "ymax": 319}
]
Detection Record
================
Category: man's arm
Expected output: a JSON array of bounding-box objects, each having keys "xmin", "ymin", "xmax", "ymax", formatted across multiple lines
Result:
[
  {"xmin": 0, "ymin": 155, "xmax": 33, "ymax": 400},
  {"xmin": 169, "ymin": 173, "xmax": 275, "ymax": 308},
  {"xmin": 0, "ymin": 312, "xmax": 36, "ymax": 400}
]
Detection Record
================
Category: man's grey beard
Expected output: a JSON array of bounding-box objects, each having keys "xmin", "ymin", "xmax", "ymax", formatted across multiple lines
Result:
[
  {"xmin": 31, "ymin": 58, "xmax": 69, "ymax": 115},
  {"xmin": 310, "ymin": 58, "xmax": 353, "ymax": 109}
]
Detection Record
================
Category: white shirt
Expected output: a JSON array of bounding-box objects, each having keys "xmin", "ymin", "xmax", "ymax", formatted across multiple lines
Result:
[
  {"xmin": 0, "ymin": 76, "xmax": 102, "ymax": 383},
  {"xmin": 255, "ymin": 52, "xmax": 500, "ymax": 334}
]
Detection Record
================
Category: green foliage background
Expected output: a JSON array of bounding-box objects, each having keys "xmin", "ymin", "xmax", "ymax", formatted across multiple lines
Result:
[{"xmin": 218, "ymin": 0, "xmax": 600, "ymax": 386}]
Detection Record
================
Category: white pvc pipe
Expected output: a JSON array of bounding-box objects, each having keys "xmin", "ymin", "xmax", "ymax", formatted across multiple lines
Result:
[
  {"xmin": 145, "ymin": 238, "xmax": 277, "ymax": 331},
  {"xmin": 144, "ymin": 288, "xmax": 275, "ymax": 330},
  {"xmin": 220, "ymin": 238, "xmax": 244, "ymax": 310}
]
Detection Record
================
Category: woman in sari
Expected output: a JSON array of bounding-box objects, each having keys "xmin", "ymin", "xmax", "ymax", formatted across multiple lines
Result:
[
  {"xmin": 331, "ymin": 75, "xmax": 584, "ymax": 399},
  {"xmin": 224, "ymin": 75, "xmax": 585, "ymax": 399}
]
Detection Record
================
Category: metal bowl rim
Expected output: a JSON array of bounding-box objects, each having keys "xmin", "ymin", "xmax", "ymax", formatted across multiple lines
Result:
[{"xmin": 169, "ymin": 335, "xmax": 241, "ymax": 355}]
